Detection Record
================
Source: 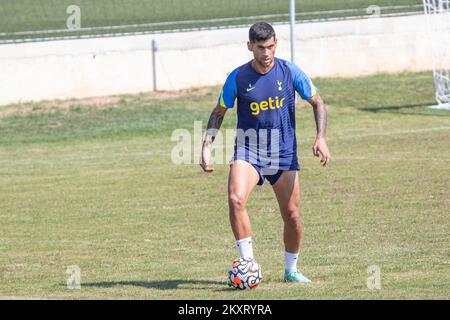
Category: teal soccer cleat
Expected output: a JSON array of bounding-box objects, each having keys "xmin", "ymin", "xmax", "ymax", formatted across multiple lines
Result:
[{"xmin": 284, "ymin": 269, "xmax": 311, "ymax": 283}]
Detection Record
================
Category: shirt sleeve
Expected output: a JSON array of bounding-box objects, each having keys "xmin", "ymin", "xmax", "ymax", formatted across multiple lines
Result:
[
  {"xmin": 218, "ymin": 67, "xmax": 239, "ymax": 109},
  {"xmin": 286, "ymin": 62, "xmax": 318, "ymax": 100}
]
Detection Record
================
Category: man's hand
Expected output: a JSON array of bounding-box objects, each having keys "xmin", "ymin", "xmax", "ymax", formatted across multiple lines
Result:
[
  {"xmin": 312, "ymin": 137, "xmax": 331, "ymax": 167},
  {"xmin": 200, "ymin": 140, "xmax": 214, "ymax": 173}
]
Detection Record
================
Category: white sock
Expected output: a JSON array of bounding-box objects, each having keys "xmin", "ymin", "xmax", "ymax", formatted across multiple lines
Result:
[
  {"xmin": 236, "ymin": 237, "xmax": 254, "ymax": 259},
  {"xmin": 285, "ymin": 251, "xmax": 299, "ymax": 271}
]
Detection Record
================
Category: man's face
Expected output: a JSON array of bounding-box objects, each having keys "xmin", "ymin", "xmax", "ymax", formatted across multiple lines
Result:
[{"xmin": 247, "ymin": 37, "xmax": 277, "ymax": 68}]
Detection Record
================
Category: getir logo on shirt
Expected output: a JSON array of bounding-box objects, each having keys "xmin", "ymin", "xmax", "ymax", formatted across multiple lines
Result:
[{"xmin": 249, "ymin": 96, "xmax": 286, "ymax": 116}]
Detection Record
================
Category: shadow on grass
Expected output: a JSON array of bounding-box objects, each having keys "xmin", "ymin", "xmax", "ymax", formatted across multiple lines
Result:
[
  {"xmin": 358, "ymin": 102, "xmax": 448, "ymax": 116},
  {"xmin": 81, "ymin": 279, "xmax": 231, "ymax": 291}
]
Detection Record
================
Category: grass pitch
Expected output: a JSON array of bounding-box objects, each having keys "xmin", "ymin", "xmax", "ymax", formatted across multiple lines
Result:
[
  {"xmin": 0, "ymin": 71, "xmax": 449, "ymax": 299},
  {"xmin": 1, "ymin": 0, "xmax": 422, "ymax": 41}
]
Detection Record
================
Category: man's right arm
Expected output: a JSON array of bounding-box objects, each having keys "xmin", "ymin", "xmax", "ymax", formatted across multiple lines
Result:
[
  {"xmin": 200, "ymin": 104, "xmax": 228, "ymax": 172},
  {"xmin": 205, "ymin": 104, "xmax": 227, "ymax": 143}
]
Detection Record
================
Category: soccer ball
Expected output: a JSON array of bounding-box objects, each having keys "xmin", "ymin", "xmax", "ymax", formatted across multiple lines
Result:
[{"xmin": 228, "ymin": 257, "xmax": 262, "ymax": 290}]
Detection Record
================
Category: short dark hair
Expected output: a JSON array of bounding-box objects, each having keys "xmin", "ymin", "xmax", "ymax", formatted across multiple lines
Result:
[{"xmin": 249, "ymin": 22, "xmax": 276, "ymax": 43}]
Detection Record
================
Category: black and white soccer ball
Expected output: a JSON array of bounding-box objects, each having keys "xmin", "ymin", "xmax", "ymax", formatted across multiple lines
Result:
[{"xmin": 228, "ymin": 257, "xmax": 262, "ymax": 290}]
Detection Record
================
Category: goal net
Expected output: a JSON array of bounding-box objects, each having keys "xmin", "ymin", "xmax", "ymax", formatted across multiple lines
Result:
[{"xmin": 423, "ymin": 0, "xmax": 450, "ymax": 109}]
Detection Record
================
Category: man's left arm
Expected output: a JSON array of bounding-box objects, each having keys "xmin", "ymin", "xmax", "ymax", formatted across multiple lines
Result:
[{"xmin": 308, "ymin": 93, "xmax": 331, "ymax": 167}]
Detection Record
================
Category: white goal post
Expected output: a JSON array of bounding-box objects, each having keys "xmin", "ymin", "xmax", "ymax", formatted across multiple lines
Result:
[{"xmin": 423, "ymin": 0, "xmax": 450, "ymax": 109}]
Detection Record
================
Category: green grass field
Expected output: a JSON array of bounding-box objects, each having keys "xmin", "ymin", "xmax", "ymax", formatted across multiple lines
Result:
[
  {"xmin": 0, "ymin": 0, "xmax": 422, "ymax": 42},
  {"xmin": 0, "ymin": 71, "xmax": 449, "ymax": 299}
]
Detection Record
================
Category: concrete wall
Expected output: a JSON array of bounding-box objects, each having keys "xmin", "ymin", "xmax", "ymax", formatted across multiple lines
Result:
[{"xmin": 0, "ymin": 14, "xmax": 445, "ymax": 106}]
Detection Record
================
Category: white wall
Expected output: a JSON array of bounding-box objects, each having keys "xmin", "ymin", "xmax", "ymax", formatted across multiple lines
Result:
[{"xmin": 0, "ymin": 14, "xmax": 445, "ymax": 106}]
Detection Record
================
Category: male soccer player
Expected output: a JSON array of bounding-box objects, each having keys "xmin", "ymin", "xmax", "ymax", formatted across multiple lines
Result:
[{"xmin": 200, "ymin": 22, "xmax": 330, "ymax": 283}]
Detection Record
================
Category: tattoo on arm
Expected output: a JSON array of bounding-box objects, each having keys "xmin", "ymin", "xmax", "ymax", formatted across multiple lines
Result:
[
  {"xmin": 205, "ymin": 105, "xmax": 227, "ymax": 143},
  {"xmin": 309, "ymin": 94, "xmax": 327, "ymax": 138}
]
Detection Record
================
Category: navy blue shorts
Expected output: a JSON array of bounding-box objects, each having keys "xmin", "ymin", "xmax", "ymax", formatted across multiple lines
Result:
[
  {"xmin": 252, "ymin": 165, "xmax": 284, "ymax": 186},
  {"xmin": 251, "ymin": 165, "xmax": 301, "ymax": 186},
  {"xmin": 231, "ymin": 158, "xmax": 300, "ymax": 186}
]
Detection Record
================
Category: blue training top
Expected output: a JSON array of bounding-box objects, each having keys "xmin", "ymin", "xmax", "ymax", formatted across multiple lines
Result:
[{"xmin": 218, "ymin": 57, "xmax": 317, "ymax": 171}]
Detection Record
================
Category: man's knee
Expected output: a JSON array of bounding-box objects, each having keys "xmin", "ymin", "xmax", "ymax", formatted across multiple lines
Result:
[
  {"xmin": 282, "ymin": 207, "xmax": 301, "ymax": 225},
  {"xmin": 228, "ymin": 192, "xmax": 247, "ymax": 212}
]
